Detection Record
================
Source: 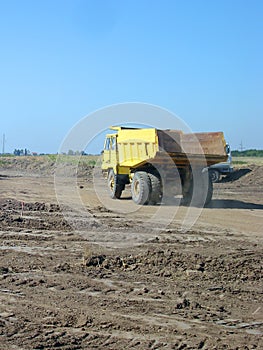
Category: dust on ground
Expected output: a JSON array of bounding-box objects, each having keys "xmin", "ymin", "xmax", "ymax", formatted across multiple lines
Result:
[{"xmin": 0, "ymin": 158, "xmax": 262, "ymax": 349}]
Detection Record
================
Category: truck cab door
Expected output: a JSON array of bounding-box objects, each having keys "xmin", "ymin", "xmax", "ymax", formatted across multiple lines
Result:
[
  {"xmin": 102, "ymin": 135, "xmax": 118, "ymax": 171},
  {"xmin": 110, "ymin": 135, "xmax": 117, "ymax": 167},
  {"xmin": 102, "ymin": 137, "xmax": 111, "ymax": 166}
]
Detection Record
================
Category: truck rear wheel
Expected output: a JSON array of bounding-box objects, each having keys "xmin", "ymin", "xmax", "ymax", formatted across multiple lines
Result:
[
  {"xmin": 148, "ymin": 172, "xmax": 162, "ymax": 205},
  {"xmin": 182, "ymin": 170, "xmax": 213, "ymax": 206},
  {"xmin": 206, "ymin": 175, "xmax": 213, "ymax": 204},
  {"xmin": 209, "ymin": 169, "xmax": 220, "ymax": 183},
  {"xmin": 131, "ymin": 171, "xmax": 151, "ymax": 205},
  {"xmin": 108, "ymin": 170, "xmax": 123, "ymax": 199}
]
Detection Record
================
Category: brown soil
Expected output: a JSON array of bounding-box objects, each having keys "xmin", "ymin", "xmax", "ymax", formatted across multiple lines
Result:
[{"xmin": 0, "ymin": 160, "xmax": 262, "ymax": 349}]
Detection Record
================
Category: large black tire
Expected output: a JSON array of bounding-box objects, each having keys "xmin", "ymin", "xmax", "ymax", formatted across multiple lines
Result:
[
  {"xmin": 148, "ymin": 172, "xmax": 162, "ymax": 205},
  {"xmin": 107, "ymin": 170, "xmax": 123, "ymax": 199},
  {"xmin": 209, "ymin": 169, "xmax": 220, "ymax": 183},
  {"xmin": 131, "ymin": 171, "xmax": 151, "ymax": 205},
  {"xmin": 182, "ymin": 170, "xmax": 213, "ymax": 207},
  {"xmin": 182, "ymin": 182, "xmax": 192, "ymax": 206},
  {"xmin": 205, "ymin": 175, "xmax": 213, "ymax": 205}
]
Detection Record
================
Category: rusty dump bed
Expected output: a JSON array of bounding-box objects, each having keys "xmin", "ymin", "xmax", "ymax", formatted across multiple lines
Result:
[{"xmin": 153, "ymin": 130, "xmax": 228, "ymax": 167}]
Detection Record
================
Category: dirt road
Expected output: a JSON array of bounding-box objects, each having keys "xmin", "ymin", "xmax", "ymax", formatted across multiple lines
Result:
[{"xmin": 0, "ymin": 159, "xmax": 262, "ymax": 349}]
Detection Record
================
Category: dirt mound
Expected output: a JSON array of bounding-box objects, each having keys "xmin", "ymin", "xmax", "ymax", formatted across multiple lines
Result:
[
  {"xmin": 84, "ymin": 249, "xmax": 262, "ymax": 283},
  {"xmin": 0, "ymin": 199, "xmax": 70, "ymax": 231},
  {"xmin": 235, "ymin": 165, "xmax": 263, "ymax": 187},
  {"xmin": 0, "ymin": 156, "xmax": 94, "ymax": 178},
  {"xmin": 0, "ymin": 156, "xmax": 55, "ymax": 175},
  {"xmin": 0, "ymin": 198, "xmax": 60, "ymax": 212},
  {"xmin": 223, "ymin": 165, "xmax": 263, "ymax": 187}
]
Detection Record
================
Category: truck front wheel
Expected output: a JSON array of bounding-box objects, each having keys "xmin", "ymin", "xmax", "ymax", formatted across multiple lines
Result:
[
  {"xmin": 108, "ymin": 170, "xmax": 123, "ymax": 199},
  {"xmin": 131, "ymin": 171, "xmax": 151, "ymax": 205}
]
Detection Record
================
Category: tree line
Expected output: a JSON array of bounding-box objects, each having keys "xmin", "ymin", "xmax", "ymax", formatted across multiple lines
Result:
[
  {"xmin": 13, "ymin": 149, "xmax": 30, "ymax": 156},
  {"xmin": 232, "ymin": 149, "xmax": 263, "ymax": 157}
]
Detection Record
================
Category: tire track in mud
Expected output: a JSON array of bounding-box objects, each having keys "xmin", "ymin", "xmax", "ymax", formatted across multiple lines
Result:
[{"xmin": 1, "ymin": 229, "xmax": 262, "ymax": 349}]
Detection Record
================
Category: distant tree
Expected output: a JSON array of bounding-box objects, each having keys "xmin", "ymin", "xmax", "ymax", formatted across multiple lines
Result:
[
  {"xmin": 68, "ymin": 149, "xmax": 74, "ymax": 155},
  {"xmin": 14, "ymin": 149, "xmax": 21, "ymax": 156}
]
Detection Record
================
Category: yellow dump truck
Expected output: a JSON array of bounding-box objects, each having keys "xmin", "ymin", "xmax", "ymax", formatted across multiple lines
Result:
[{"xmin": 101, "ymin": 126, "xmax": 228, "ymax": 206}]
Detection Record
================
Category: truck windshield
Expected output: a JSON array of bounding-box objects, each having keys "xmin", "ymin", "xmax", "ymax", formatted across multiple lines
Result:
[
  {"xmin": 104, "ymin": 137, "xmax": 117, "ymax": 151},
  {"xmin": 111, "ymin": 137, "xmax": 116, "ymax": 150},
  {"xmin": 104, "ymin": 138, "xmax": 111, "ymax": 151}
]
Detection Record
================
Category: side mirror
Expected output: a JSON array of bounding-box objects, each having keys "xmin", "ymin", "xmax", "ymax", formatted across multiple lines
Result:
[{"xmin": 225, "ymin": 144, "xmax": 230, "ymax": 154}]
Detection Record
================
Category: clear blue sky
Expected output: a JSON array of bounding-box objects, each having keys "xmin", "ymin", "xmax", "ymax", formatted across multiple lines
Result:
[{"xmin": 0, "ymin": 0, "xmax": 262, "ymax": 154}]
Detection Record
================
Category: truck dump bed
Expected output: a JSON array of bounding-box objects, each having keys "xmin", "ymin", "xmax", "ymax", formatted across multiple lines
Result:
[{"xmin": 156, "ymin": 130, "xmax": 227, "ymax": 166}]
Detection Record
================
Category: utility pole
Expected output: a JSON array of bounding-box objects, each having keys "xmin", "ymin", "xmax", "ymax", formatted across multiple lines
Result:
[
  {"xmin": 2, "ymin": 133, "xmax": 5, "ymax": 154},
  {"xmin": 240, "ymin": 140, "xmax": 244, "ymax": 152}
]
